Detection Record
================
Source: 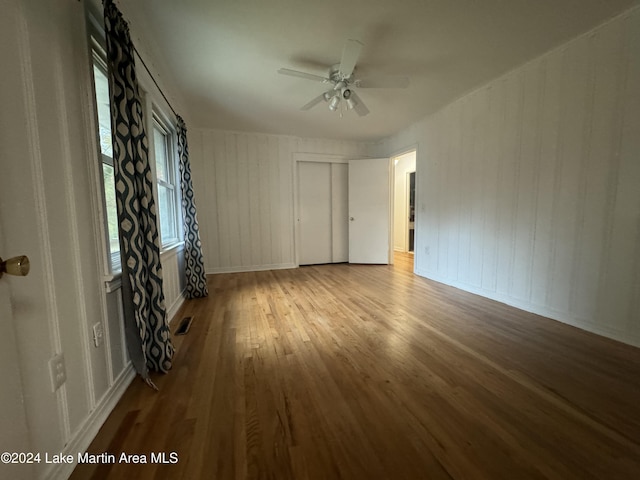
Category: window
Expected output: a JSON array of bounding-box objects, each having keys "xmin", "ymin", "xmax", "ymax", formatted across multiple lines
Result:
[
  {"xmin": 89, "ymin": 20, "xmax": 180, "ymax": 267},
  {"xmin": 91, "ymin": 45, "xmax": 121, "ymax": 273},
  {"xmin": 152, "ymin": 118, "xmax": 180, "ymax": 247}
]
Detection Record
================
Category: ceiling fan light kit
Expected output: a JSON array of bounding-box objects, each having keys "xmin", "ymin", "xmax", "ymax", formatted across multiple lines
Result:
[
  {"xmin": 328, "ymin": 95, "xmax": 341, "ymax": 111},
  {"xmin": 278, "ymin": 39, "xmax": 409, "ymax": 117}
]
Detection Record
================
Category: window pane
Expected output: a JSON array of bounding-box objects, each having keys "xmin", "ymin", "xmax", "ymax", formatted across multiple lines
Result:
[
  {"xmin": 92, "ymin": 64, "xmax": 113, "ymax": 157},
  {"xmin": 153, "ymin": 127, "xmax": 168, "ymax": 182},
  {"xmin": 157, "ymin": 184, "xmax": 176, "ymax": 241},
  {"xmin": 102, "ymin": 163, "xmax": 121, "ymax": 271}
]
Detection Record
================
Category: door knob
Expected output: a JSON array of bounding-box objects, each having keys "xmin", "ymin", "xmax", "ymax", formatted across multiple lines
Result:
[
  {"xmin": 0, "ymin": 255, "xmax": 30, "ymax": 278},
  {"xmin": 350, "ymin": 217, "xmax": 355, "ymax": 221}
]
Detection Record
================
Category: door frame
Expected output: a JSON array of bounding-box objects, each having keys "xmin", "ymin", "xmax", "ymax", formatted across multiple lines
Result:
[
  {"xmin": 406, "ymin": 170, "xmax": 416, "ymax": 253},
  {"xmin": 391, "ymin": 146, "xmax": 419, "ymax": 266}
]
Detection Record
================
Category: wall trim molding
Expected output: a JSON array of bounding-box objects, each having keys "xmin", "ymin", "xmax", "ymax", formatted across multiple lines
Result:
[
  {"xmin": 293, "ymin": 151, "xmax": 366, "ymax": 164},
  {"xmin": 167, "ymin": 290, "xmax": 187, "ymax": 324}
]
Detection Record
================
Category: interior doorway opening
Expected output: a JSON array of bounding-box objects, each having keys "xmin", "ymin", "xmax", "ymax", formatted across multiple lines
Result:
[{"xmin": 392, "ymin": 150, "xmax": 416, "ymax": 264}]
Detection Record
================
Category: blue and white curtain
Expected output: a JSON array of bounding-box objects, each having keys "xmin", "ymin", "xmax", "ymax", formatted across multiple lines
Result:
[
  {"xmin": 104, "ymin": 0, "xmax": 174, "ymax": 382},
  {"xmin": 176, "ymin": 116, "xmax": 208, "ymax": 299}
]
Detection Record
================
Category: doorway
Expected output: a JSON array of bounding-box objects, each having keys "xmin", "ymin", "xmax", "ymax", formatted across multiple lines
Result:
[{"xmin": 393, "ymin": 150, "xmax": 416, "ymax": 261}]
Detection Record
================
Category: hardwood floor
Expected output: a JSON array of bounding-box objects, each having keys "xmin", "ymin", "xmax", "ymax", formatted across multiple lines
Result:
[{"xmin": 71, "ymin": 253, "xmax": 640, "ymax": 479}]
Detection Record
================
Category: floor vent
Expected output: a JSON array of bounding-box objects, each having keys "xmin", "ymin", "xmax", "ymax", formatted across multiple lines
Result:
[{"xmin": 175, "ymin": 316, "xmax": 193, "ymax": 336}]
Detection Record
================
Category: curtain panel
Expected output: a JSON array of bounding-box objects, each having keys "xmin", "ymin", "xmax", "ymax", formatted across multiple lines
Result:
[
  {"xmin": 176, "ymin": 116, "xmax": 209, "ymax": 299},
  {"xmin": 103, "ymin": 0, "xmax": 174, "ymax": 381}
]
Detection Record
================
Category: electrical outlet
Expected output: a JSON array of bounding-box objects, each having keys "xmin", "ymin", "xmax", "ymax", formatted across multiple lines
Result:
[
  {"xmin": 49, "ymin": 353, "xmax": 66, "ymax": 392},
  {"xmin": 425, "ymin": 246, "xmax": 430, "ymax": 255},
  {"xmin": 93, "ymin": 322, "xmax": 104, "ymax": 347}
]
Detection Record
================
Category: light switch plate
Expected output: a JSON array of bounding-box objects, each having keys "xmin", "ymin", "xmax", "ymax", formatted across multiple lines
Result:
[
  {"xmin": 49, "ymin": 353, "xmax": 66, "ymax": 392},
  {"xmin": 93, "ymin": 322, "xmax": 104, "ymax": 347}
]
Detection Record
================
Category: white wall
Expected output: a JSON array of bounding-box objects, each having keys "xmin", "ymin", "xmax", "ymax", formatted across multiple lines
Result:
[
  {"xmin": 393, "ymin": 151, "xmax": 416, "ymax": 252},
  {"xmin": 190, "ymin": 130, "xmax": 371, "ymax": 273},
  {"xmin": 375, "ymin": 7, "xmax": 640, "ymax": 347},
  {"xmin": 0, "ymin": 1, "xmax": 187, "ymax": 479}
]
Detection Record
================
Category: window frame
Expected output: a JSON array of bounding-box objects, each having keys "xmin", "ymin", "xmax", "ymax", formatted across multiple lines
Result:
[
  {"xmin": 150, "ymin": 112, "xmax": 182, "ymax": 249},
  {"xmin": 86, "ymin": 8, "xmax": 183, "ymax": 269},
  {"xmin": 89, "ymin": 32, "xmax": 122, "ymax": 275}
]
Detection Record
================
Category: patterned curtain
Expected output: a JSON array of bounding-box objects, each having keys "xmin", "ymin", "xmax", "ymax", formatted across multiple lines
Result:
[
  {"xmin": 103, "ymin": 0, "xmax": 174, "ymax": 383},
  {"xmin": 176, "ymin": 116, "xmax": 209, "ymax": 298}
]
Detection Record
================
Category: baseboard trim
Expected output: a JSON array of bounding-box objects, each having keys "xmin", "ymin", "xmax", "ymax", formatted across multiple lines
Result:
[
  {"xmin": 167, "ymin": 290, "xmax": 187, "ymax": 324},
  {"xmin": 414, "ymin": 267, "xmax": 640, "ymax": 349},
  {"xmin": 46, "ymin": 365, "xmax": 135, "ymax": 480},
  {"xmin": 207, "ymin": 263, "xmax": 297, "ymax": 274}
]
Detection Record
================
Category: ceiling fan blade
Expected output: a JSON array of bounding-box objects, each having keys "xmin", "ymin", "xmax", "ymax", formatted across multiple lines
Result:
[
  {"xmin": 301, "ymin": 92, "xmax": 327, "ymax": 111},
  {"xmin": 339, "ymin": 39, "xmax": 363, "ymax": 78},
  {"xmin": 278, "ymin": 68, "xmax": 329, "ymax": 82},
  {"xmin": 355, "ymin": 76, "xmax": 410, "ymax": 89},
  {"xmin": 350, "ymin": 91, "xmax": 369, "ymax": 117}
]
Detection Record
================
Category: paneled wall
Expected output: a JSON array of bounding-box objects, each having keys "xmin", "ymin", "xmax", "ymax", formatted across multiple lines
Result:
[
  {"xmin": 190, "ymin": 130, "xmax": 371, "ymax": 273},
  {"xmin": 376, "ymin": 7, "xmax": 640, "ymax": 346}
]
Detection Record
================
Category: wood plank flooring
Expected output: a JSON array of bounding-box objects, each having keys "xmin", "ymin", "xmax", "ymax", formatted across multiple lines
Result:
[{"xmin": 71, "ymin": 253, "xmax": 640, "ymax": 479}]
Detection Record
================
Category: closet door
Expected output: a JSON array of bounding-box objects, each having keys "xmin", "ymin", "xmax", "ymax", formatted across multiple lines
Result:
[
  {"xmin": 331, "ymin": 163, "xmax": 349, "ymax": 262},
  {"xmin": 298, "ymin": 162, "xmax": 332, "ymax": 265}
]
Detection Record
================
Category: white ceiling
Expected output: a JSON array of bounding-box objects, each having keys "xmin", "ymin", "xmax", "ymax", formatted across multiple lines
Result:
[{"xmin": 126, "ymin": 0, "xmax": 638, "ymax": 141}]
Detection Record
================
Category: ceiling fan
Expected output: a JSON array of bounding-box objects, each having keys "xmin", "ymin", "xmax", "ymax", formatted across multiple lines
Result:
[{"xmin": 278, "ymin": 39, "xmax": 410, "ymax": 117}]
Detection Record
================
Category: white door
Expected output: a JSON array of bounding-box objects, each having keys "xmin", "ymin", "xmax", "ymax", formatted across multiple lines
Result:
[
  {"xmin": 298, "ymin": 162, "xmax": 332, "ymax": 265},
  {"xmin": 330, "ymin": 163, "xmax": 349, "ymax": 262},
  {"xmin": 298, "ymin": 162, "xmax": 349, "ymax": 265},
  {"xmin": 348, "ymin": 158, "xmax": 391, "ymax": 264},
  {"xmin": 0, "ymin": 236, "xmax": 33, "ymax": 479}
]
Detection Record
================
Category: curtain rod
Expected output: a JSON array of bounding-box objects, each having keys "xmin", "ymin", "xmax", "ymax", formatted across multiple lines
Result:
[{"xmin": 132, "ymin": 45, "xmax": 178, "ymax": 119}]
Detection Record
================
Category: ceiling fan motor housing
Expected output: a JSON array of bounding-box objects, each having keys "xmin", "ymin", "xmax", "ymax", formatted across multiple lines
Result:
[
  {"xmin": 329, "ymin": 63, "xmax": 354, "ymax": 84},
  {"xmin": 277, "ymin": 40, "xmax": 384, "ymax": 116}
]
